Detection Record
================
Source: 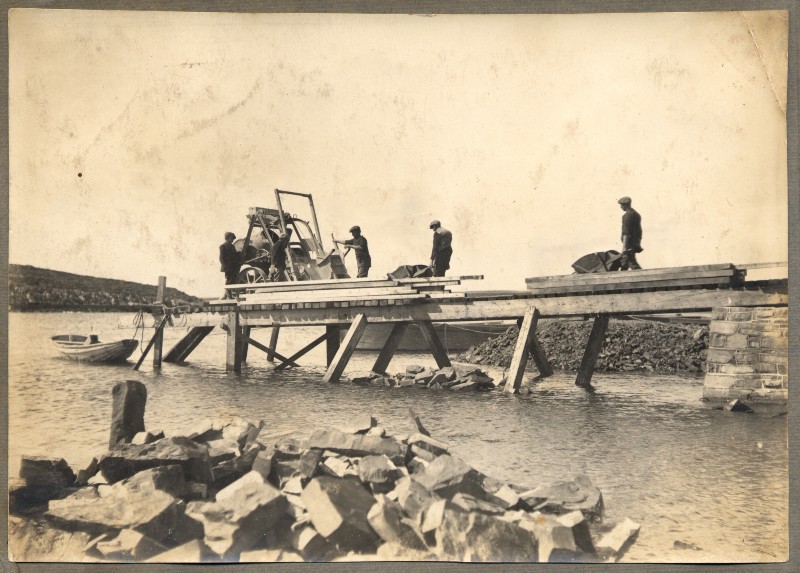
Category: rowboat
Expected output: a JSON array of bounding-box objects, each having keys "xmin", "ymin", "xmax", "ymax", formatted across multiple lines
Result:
[{"xmin": 51, "ymin": 334, "xmax": 139, "ymax": 363}]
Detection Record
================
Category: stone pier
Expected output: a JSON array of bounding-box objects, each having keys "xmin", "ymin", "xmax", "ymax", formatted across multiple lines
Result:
[{"xmin": 703, "ymin": 306, "xmax": 788, "ymax": 406}]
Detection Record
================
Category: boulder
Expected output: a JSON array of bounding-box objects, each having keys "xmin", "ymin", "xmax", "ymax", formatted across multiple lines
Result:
[
  {"xmin": 429, "ymin": 371, "xmax": 451, "ymax": 386},
  {"xmin": 8, "ymin": 515, "xmax": 93, "ymax": 562},
  {"xmin": 357, "ymin": 455, "xmax": 398, "ymax": 484},
  {"xmin": 144, "ymin": 539, "xmax": 216, "ymax": 563},
  {"xmin": 393, "ymin": 476, "xmax": 438, "ymax": 522},
  {"xmin": 185, "ymin": 480, "xmax": 288, "ymax": 558},
  {"xmin": 412, "ymin": 455, "xmax": 487, "ymax": 500},
  {"xmin": 435, "ymin": 508, "xmax": 537, "ymax": 562},
  {"xmin": 75, "ymin": 457, "xmax": 100, "ymax": 486},
  {"xmin": 408, "ymin": 433, "xmax": 449, "ymax": 457},
  {"xmin": 131, "ymin": 431, "xmax": 164, "ymax": 446},
  {"xmin": 532, "ymin": 510, "xmax": 595, "ymax": 562},
  {"xmin": 215, "ymin": 471, "xmax": 265, "ymax": 504},
  {"xmin": 398, "ymin": 377, "xmax": 416, "ymax": 387},
  {"xmin": 420, "ymin": 498, "xmax": 447, "ymax": 534},
  {"xmin": 321, "ymin": 456, "xmax": 352, "ymax": 478},
  {"xmin": 9, "ymin": 477, "xmax": 65, "ymax": 514},
  {"xmin": 366, "ymin": 426, "xmax": 386, "ymax": 437},
  {"xmin": 307, "ymin": 429, "xmax": 406, "ymax": 465},
  {"xmin": 98, "ymin": 437, "xmax": 213, "ymax": 485},
  {"xmin": 123, "ymin": 464, "xmax": 187, "ymax": 498},
  {"xmin": 450, "ymin": 493, "xmax": 505, "ymax": 515},
  {"xmin": 269, "ymin": 458, "xmax": 302, "ymax": 487},
  {"xmin": 414, "ymin": 369, "xmax": 435, "ymax": 385},
  {"xmin": 282, "ymin": 475, "xmax": 304, "ymax": 496},
  {"xmin": 520, "ymin": 475, "xmax": 604, "ymax": 520},
  {"xmin": 407, "ymin": 457, "xmax": 430, "ymax": 474},
  {"xmin": 367, "ymin": 496, "xmax": 427, "ymax": 550},
  {"xmin": 298, "ymin": 449, "xmax": 323, "ymax": 479},
  {"xmin": 211, "ymin": 445, "xmax": 260, "ymax": 489},
  {"xmin": 95, "ymin": 528, "xmax": 167, "ymax": 560},
  {"xmin": 188, "ymin": 417, "xmax": 257, "ymax": 450},
  {"xmin": 251, "ymin": 446, "xmax": 274, "ymax": 480},
  {"xmin": 19, "ymin": 456, "xmax": 76, "ymax": 489},
  {"xmin": 405, "ymin": 365, "xmax": 426, "ymax": 376},
  {"xmin": 291, "ymin": 525, "xmax": 337, "ymax": 561},
  {"xmin": 46, "ymin": 484, "xmax": 178, "ymax": 542},
  {"xmin": 596, "ymin": 517, "xmax": 640, "ymax": 560},
  {"xmin": 300, "ymin": 476, "xmax": 379, "ymax": 553},
  {"xmin": 437, "ymin": 367, "xmax": 458, "ymax": 380},
  {"xmin": 109, "ymin": 380, "xmax": 147, "ymax": 449},
  {"xmin": 488, "ymin": 484, "xmax": 526, "ymax": 510}
]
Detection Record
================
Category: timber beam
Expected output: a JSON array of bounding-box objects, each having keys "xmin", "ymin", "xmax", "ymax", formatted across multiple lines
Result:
[
  {"xmin": 417, "ymin": 320, "xmax": 452, "ymax": 368},
  {"xmin": 575, "ymin": 314, "xmax": 610, "ymax": 390},
  {"xmin": 323, "ymin": 314, "xmax": 369, "ymax": 384}
]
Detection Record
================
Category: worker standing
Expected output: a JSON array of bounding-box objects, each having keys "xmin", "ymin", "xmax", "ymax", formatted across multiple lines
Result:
[
  {"xmin": 618, "ymin": 197, "xmax": 643, "ymax": 270},
  {"xmin": 219, "ymin": 232, "xmax": 240, "ymax": 299},
  {"xmin": 335, "ymin": 226, "xmax": 371, "ymax": 278},
  {"xmin": 269, "ymin": 228, "xmax": 293, "ymax": 282},
  {"xmin": 429, "ymin": 220, "xmax": 453, "ymax": 277}
]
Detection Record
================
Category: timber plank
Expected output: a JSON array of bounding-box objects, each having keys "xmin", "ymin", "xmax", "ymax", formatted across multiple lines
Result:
[
  {"xmin": 322, "ymin": 314, "xmax": 369, "ymax": 383},
  {"xmin": 526, "ymin": 276, "xmax": 739, "ymax": 296},
  {"xmin": 526, "ymin": 268, "xmax": 739, "ymax": 289},
  {"xmin": 525, "ymin": 264, "xmax": 738, "ymax": 284},
  {"xmin": 505, "ymin": 307, "xmax": 540, "ymax": 394}
]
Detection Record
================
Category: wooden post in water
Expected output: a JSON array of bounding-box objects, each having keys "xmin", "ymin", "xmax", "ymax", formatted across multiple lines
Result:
[
  {"xmin": 505, "ymin": 307, "xmax": 541, "ymax": 394},
  {"xmin": 323, "ymin": 314, "xmax": 368, "ymax": 383},
  {"xmin": 267, "ymin": 326, "xmax": 281, "ymax": 363},
  {"xmin": 575, "ymin": 314, "xmax": 610, "ymax": 389},
  {"xmin": 152, "ymin": 276, "xmax": 166, "ymax": 369},
  {"xmin": 226, "ymin": 309, "xmax": 242, "ymax": 373},
  {"xmin": 241, "ymin": 326, "xmax": 251, "ymax": 363},
  {"xmin": 325, "ymin": 325, "xmax": 341, "ymax": 366},
  {"xmin": 416, "ymin": 320, "xmax": 452, "ymax": 368},
  {"xmin": 372, "ymin": 322, "xmax": 408, "ymax": 374}
]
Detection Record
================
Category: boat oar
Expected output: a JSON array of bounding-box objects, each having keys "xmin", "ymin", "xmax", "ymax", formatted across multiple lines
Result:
[{"xmin": 133, "ymin": 316, "xmax": 169, "ymax": 371}]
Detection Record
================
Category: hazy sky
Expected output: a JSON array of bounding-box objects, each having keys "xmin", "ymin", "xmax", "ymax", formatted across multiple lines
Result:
[{"xmin": 9, "ymin": 9, "xmax": 789, "ymax": 297}]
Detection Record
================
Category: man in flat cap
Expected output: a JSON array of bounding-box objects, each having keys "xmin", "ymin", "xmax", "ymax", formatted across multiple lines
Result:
[
  {"xmin": 335, "ymin": 225, "xmax": 371, "ymax": 277},
  {"xmin": 429, "ymin": 220, "xmax": 453, "ymax": 277},
  {"xmin": 618, "ymin": 197, "xmax": 643, "ymax": 270},
  {"xmin": 269, "ymin": 228, "xmax": 293, "ymax": 282},
  {"xmin": 219, "ymin": 231, "xmax": 240, "ymax": 298}
]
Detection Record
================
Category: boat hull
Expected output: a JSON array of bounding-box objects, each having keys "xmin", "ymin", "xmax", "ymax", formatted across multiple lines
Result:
[
  {"xmin": 51, "ymin": 335, "xmax": 139, "ymax": 363},
  {"xmin": 344, "ymin": 322, "xmax": 512, "ymax": 352}
]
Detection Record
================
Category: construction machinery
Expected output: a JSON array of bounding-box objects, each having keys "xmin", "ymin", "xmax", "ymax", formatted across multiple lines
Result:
[{"xmin": 234, "ymin": 189, "xmax": 350, "ymax": 285}]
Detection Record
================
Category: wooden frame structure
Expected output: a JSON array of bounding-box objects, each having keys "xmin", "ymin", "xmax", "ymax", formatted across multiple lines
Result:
[{"xmin": 147, "ymin": 267, "xmax": 786, "ymax": 394}]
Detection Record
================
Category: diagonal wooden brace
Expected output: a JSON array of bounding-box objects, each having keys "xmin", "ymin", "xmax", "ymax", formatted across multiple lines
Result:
[
  {"xmin": 323, "ymin": 314, "xmax": 369, "ymax": 383},
  {"xmin": 506, "ymin": 307, "xmax": 542, "ymax": 393},
  {"xmin": 240, "ymin": 332, "xmax": 299, "ymax": 367},
  {"xmin": 416, "ymin": 320, "xmax": 451, "ymax": 368},
  {"xmin": 275, "ymin": 332, "xmax": 328, "ymax": 371},
  {"xmin": 372, "ymin": 323, "xmax": 409, "ymax": 374},
  {"xmin": 575, "ymin": 314, "xmax": 610, "ymax": 389}
]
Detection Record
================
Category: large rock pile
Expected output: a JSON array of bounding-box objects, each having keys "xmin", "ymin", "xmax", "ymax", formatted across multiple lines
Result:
[
  {"xmin": 459, "ymin": 320, "xmax": 708, "ymax": 374},
  {"xmin": 9, "ymin": 416, "xmax": 640, "ymax": 563}
]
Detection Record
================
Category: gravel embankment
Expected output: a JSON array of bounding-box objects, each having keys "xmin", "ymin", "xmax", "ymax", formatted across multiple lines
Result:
[{"xmin": 458, "ymin": 319, "xmax": 709, "ymax": 374}]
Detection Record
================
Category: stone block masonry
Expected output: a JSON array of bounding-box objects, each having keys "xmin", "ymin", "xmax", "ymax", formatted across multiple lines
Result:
[{"xmin": 703, "ymin": 307, "xmax": 788, "ymax": 405}]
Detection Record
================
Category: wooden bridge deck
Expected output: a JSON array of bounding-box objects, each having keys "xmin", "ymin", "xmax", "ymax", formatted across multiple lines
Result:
[{"xmin": 168, "ymin": 265, "xmax": 787, "ymax": 391}]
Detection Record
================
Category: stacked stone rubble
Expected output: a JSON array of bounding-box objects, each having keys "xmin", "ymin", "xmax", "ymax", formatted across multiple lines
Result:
[
  {"xmin": 703, "ymin": 307, "xmax": 788, "ymax": 404},
  {"xmin": 9, "ymin": 416, "xmax": 640, "ymax": 563}
]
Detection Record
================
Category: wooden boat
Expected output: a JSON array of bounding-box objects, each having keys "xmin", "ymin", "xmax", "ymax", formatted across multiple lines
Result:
[
  {"xmin": 345, "ymin": 321, "xmax": 513, "ymax": 352},
  {"xmin": 51, "ymin": 334, "xmax": 139, "ymax": 362}
]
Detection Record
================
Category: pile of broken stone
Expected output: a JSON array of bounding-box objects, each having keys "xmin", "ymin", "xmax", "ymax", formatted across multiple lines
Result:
[
  {"xmin": 9, "ymin": 416, "xmax": 640, "ymax": 563},
  {"xmin": 352, "ymin": 364, "xmax": 497, "ymax": 390}
]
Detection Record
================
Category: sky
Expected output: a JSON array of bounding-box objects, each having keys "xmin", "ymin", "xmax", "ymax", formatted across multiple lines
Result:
[{"xmin": 9, "ymin": 9, "xmax": 789, "ymax": 297}]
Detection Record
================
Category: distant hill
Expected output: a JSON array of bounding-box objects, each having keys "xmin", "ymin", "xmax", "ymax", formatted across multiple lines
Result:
[{"xmin": 8, "ymin": 265, "xmax": 203, "ymax": 312}]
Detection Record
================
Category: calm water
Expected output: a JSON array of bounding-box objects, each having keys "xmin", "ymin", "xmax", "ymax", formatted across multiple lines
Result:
[{"xmin": 8, "ymin": 312, "xmax": 788, "ymax": 563}]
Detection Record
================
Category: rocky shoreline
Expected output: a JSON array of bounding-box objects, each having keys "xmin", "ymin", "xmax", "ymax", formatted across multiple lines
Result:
[
  {"xmin": 458, "ymin": 319, "xmax": 709, "ymax": 374},
  {"xmin": 9, "ymin": 381, "xmax": 640, "ymax": 564}
]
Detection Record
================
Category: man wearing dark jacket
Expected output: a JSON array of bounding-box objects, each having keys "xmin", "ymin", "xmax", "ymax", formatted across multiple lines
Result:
[
  {"xmin": 429, "ymin": 220, "xmax": 453, "ymax": 277},
  {"xmin": 269, "ymin": 228, "xmax": 293, "ymax": 282},
  {"xmin": 618, "ymin": 196, "xmax": 643, "ymax": 270},
  {"xmin": 219, "ymin": 232, "xmax": 240, "ymax": 298},
  {"xmin": 335, "ymin": 225, "xmax": 371, "ymax": 277}
]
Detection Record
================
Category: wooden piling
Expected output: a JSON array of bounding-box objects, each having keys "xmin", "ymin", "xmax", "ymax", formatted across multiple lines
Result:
[
  {"xmin": 372, "ymin": 322, "xmax": 408, "ymax": 374},
  {"xmin": 325, "ymin": 325, "xmax": 341, "ymax": 366},
  {"xmin": 241, "ymin": 326, "xmax": 251, "ymax": 363},
  {"xmin": 152, "ymin": 276, "xmax": 166, "ymax": 369},
  {"xmin": 164, "ymin": 326, "xmax": 214, "ymax": 363},
  {"xmin": 505, "ymin": 307, "xmax": 541, "ymax": 394},
  {"xmin": 267, "ymin": 325, "xmax": 281, "ymax": 363},
  {"xmin": 322, "ymin": 314, "xmax": 368, "ymax": 383},
  {"xmin": 416, "ymin": 320, "xmax": 452, "ymax": 368},
  {"xmin": 226, "ymin": 309, "xmax": 242, "ymax": 373},
  {"xmin": 575, "ymin": 314, "xmax": 610, "ymax": 389}
]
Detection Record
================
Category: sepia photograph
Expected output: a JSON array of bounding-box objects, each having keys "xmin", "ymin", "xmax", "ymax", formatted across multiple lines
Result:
[{"xmin": 5, "ymin": 4, "xmax": 793, "ymax": 567}]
